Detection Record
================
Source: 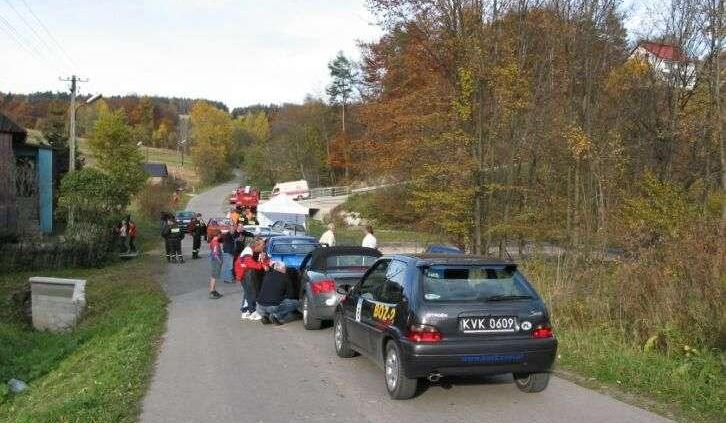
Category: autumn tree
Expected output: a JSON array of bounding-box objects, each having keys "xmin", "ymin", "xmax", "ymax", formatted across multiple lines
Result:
[
  {"xmin": 190, "ymin": 102, "xmax": 234, "ymax": 185},
  {"xmin": 87, "ymin": 105, "xmax": 147, "ymax": 199},
  {"xmin": 327, "ymin": 52, "xmax": 359, "ymax": 179},
  {"xmin": 36, "ymin": 99, "xmax": 68, "ymax": 149}
]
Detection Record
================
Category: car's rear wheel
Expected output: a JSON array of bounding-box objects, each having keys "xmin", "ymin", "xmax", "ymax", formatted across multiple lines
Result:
[
  {"xmin": 513, "ymin": 372, "xmax": 550, "ymax": 393},
  {"xmin": 384, "ymin": 341, "xmax": 418, "ymax": 399},
  {"xmin": 302, "ymin": 294, "xmax": 322, "ymax": 330},
  {"xmin": 334, "ymin": 313, "xmax": 356, "ymax": 358}
]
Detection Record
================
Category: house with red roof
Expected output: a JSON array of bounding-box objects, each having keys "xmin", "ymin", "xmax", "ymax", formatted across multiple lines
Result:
[{"xmin": 629, "ymin": 41, "xmax": 696, "ymax": 89}]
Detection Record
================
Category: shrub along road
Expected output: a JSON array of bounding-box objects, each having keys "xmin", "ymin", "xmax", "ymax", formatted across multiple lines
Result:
[{"xmin": 140, "ymin": 179, "xmax": 675, "ymax": 423}]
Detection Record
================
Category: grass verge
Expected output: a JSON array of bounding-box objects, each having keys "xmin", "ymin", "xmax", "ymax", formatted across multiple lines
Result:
[
  {"xmin": 554, "ymin": 328, "xmax": 724, "ymax": 423},
  {"xmin": 0, "ymin": 251, "xmax": 166, "ymax": 422},
  {"xmin": 307, "ymin": 219, "xmax": 437, "ymax": 246}
]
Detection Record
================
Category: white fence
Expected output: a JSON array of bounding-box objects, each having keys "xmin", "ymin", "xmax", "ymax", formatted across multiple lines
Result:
[{"xmin": 260, "ymin": 185, "xmax": 352, "ymax": 200}]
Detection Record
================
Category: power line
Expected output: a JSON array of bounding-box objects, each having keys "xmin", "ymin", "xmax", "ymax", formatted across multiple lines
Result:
[
  {"xmin": 0, "ymin": 10, "xmax": 48, "ymax": 64},
  {"xmin": 3, "ymin": 0, "xmax": 65, "ymax": 67},
  {"xmin": 18, "ymin": 0, "xmax": 78, "ymax": 70}
]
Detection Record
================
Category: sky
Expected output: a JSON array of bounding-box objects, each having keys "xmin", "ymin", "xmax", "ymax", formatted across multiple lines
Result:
[
  {"xmin": 0, "ymin": 0, "xmax": 654, "ymax": 110},
  {"xmin": 0, "ymin": 0, "xmax": 382, "ymax": 108}
]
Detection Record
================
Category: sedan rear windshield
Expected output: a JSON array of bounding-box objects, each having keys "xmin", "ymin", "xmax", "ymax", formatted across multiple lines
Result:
[
  {"xmin": 272, "ymin": 243, "xmax": 318, "ymax": 254},
  {"xmin": 421, "ymin": 266, "xmax": 532, "ymax": 302},
  {"xmin": 325, "ymin": 255, "xmax": 378, "ymax": 269}
]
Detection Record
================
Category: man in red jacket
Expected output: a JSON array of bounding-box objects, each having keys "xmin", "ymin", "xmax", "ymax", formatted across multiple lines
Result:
[{"xmin": 236, "ymin": 237, "xmax": 269, "ymax": 320}]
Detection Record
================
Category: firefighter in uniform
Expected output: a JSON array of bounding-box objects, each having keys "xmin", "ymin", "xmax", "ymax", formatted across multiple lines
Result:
[
  {"xmin": 189, "ymin": 213, "xmax": 206, "ymax": 259},
  {"xmin": 169, "ymin": 218, "xmax": 185, "ymax": 263},
  {"xmin": 161, "ymin": 216, "xmax": 174, "ymax": 262}
]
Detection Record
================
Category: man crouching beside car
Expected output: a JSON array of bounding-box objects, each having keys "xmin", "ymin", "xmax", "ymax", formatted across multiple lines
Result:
[{"xmin": 256, "ymin": 262, "xmax": 300, "ymax": 325}]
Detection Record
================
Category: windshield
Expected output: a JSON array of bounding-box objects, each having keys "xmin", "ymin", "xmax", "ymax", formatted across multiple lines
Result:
[
  {"xmin": 177, "ymin": 212, "xmax": 194, "ymax": 218},
  {"xmin": 325, "ymin": 255, "xmax": 378, "ymax": 269},
  {"xmin": 211, "ymin": 218, "xmax": 232, "ymax": 226},
  {"xmin": 421, "ymin": 265, "xmax": 532, "ymax": 302}
]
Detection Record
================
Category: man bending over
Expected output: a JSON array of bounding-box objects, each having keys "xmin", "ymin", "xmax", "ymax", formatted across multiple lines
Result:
[{"xmin": 255, "ymin": 262, "xmax": 299, "ymax": 325}]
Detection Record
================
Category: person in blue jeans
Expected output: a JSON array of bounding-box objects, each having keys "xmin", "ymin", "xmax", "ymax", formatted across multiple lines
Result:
[
  {"xmin": 255, "ymin": 261, "xmax": 299, "ymax": 325},
  {"xmin": 220, "ymin": 229, "xmax": 236, "ymax": 283}
]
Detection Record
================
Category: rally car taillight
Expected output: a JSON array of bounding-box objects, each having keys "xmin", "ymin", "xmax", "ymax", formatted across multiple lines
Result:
[
  {"xmin": 532, "ymin": 326, "xmax": 553, "ymax": 339},
  {"xmin": 311, "ymin": 279, "xmax": 336, "ymax": 294},
  {"xmin": 406, "ymin": 324, "xmax": 442, "ymax": 343}
]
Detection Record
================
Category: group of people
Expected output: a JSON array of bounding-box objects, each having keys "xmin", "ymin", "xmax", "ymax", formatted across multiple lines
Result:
[
  {"xmin": 317, "ymin": 223, "xmax": 378, "ymax": 249},
  {"xmin": 206, "ymin": 229, "xmax": 297, "ymax": 324},
  {"xmin": 227, "ymin": 207, "xmax": 259, "ymax": 226},
  {"xmin": 115, "ymin": 217, "xmax": 138, "ymax": 254},
  {"xmin": 158, "ymin": 206, "xmax": 378, "ymax": 325},
  {"xmin": 160, "ymin": 212, "xmax": 207, "ymax": 263}
]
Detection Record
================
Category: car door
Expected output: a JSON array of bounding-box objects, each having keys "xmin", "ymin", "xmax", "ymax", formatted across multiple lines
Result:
[
  {"xmin": 345, "ymin": 259, "xmax": 390, "ymax": 355},
  {"xmin": 361, "ymin": 260, "xmax": 407, "ymax": 358}
]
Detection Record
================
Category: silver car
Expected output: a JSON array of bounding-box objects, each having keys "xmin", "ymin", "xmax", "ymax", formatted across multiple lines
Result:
[{"xmin": 298, "ymin": 246, "xmax": 382, "ymax": 330}]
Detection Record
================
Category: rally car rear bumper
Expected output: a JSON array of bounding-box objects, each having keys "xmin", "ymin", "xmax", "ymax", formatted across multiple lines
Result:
[{"xmin": 399, "ymin": 337, "xmax": 557, "ymax": 378}]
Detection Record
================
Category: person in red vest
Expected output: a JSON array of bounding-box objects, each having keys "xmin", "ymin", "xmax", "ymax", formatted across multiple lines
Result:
[{"xmin": 128, "ymin": 219, "xmax": 138, "ymax": 252}]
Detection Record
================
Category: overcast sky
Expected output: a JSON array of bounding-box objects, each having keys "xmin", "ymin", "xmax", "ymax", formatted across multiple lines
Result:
[{"xmin": 0, "ymin": 0, "xmax": 652, "ymax": 109}]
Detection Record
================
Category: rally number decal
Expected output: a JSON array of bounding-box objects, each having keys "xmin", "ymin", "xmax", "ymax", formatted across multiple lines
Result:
[
  {"xmin": 355, "ymin": 298, "xmax": 363, "ymax": 322},
  {"xmin": 372, "ymin": 303, "xmax": 396, "ymax": 324}
]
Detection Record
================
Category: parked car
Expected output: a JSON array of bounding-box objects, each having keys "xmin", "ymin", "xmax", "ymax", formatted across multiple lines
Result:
[
  {"xmin": 206, "ymin": 217, "xmax": 233, "ymax": 239},
  {"xmin": 244, "ymin": 225, "xmax": 284, "ymax": 240},
  {"xmin": 271, "ymin": 180, "xmax": 310, "ymax": 200},
  {"xmin": 333, "ymin": 254, "xmax": 557, "ymax": 399},
  {"xmin": 176, "ymin": 210, "xmax": 196, "ymax": 233},
  {"xmin": 298, "ymin": 246, "xmax": 382, "ymax": 330},
  {"xmin": 265, "ymin": 235, "xmax": 320, "ymax": 270},
  {"xmin": 269, "ymin": 220, "xmax": 307, "ymax": 236},
  {"xmin": 424, "ymin": 244, "xmax": 463, "ymax": 254}
]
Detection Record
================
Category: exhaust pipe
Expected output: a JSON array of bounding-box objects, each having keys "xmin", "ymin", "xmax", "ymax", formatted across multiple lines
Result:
[{"xmin": 427, "ymin": 372, "xmax": 443, "ymax": 382}]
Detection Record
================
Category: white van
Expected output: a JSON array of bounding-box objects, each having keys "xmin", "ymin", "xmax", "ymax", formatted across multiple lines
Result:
[{"xmin": 270, "ymin": 180, "xmax": 310, "ymax": 200}]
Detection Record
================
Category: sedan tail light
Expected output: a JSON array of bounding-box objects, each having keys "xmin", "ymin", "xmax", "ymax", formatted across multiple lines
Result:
[
  {"xmin": 406, "ymin": 324, "xmax": 442, "ymax": 343},
  {"xmin": 532, "ymin": 326, "xmax": 553, "ymax": 339},
  {"xmin": 310, "ymin": 279, "xmax": 336, "ymax": 295}
]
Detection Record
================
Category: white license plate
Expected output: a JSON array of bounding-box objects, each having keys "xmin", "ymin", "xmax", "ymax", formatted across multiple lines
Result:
[{"xmin": 459, "ymin": 316, "xmax": 518, "ymax": 333}]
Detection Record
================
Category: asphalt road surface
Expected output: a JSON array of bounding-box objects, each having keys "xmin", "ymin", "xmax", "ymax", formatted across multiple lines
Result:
[{"xmin": 140, "ymin": 178, "xmax": 674, "ymax": 423}]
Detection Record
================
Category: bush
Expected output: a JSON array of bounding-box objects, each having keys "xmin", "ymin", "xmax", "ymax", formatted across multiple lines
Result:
[
  {"xmin": 0, "ymin": 237, "xmax": 115, "ymax": 271},
  {"xmin": 523, "ymin": 219, "xmax": 724, "ymax": 351},
  {"xmin": 135, "ymin": 182, "xmax": 174, "ymax": 220},
  {"xmin": 334, "ymin": 187, "xmax": 419, "ymax": 229}
]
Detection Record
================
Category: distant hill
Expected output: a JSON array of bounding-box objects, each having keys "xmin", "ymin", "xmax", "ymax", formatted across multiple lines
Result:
[{"xmin": 0, "ymin": 91, "xmax": 228, "ymax": 130}]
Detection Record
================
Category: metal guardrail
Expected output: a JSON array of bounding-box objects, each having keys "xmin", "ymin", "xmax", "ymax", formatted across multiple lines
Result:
[{"xmin": 259, "ymin": 185, "xmax": 352, "ymax": 201}]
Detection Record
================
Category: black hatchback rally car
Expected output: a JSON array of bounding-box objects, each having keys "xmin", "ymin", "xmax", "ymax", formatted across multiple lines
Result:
[{"xmin": 333, "ymin": 254, "xmax": 557, "ymax": 399}]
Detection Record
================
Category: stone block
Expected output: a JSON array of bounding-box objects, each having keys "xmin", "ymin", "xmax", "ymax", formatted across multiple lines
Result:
[{"xmin": 30, "ymin": 277, "xmax": 86, "ymax": 332}]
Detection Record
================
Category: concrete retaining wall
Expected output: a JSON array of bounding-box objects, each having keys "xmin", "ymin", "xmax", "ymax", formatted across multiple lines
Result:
[{"xmin": 30, "ymin": 277, "xmax": 86, "ymax": 331}]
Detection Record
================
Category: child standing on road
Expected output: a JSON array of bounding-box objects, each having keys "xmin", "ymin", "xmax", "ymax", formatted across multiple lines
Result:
[{"xmin": 208, "ymin": 233, "xmax": 223, "ymax": 299}]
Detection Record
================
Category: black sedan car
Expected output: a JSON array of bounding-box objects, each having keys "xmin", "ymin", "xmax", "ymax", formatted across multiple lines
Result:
[
  {"xmin": 175, "ymin": 210, "xmax": 196, "ymax": 233},
  {"xmin": 333, "ymin": 254, "xmax": 557, "ymax": 399},
  {"xmin": 298, "ymin": 246, "xmax": 381, "ymax": 330}
]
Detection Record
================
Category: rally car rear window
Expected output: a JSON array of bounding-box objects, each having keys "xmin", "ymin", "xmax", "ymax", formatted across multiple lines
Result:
[
  {"xmin": 325, "ymin": 255, "xmax": 378, "ymax": 269},
  {"xmin": 272, "ymin": 243, "xmax": 318, "ymax": 254},
  {"xmin": 421, "ymin": 266, "xmax": 531, "ymax": 302}
]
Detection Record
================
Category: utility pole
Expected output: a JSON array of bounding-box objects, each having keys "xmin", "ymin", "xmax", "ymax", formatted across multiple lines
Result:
[{"xmin": 60, "ymin": 75, "xmax": 88, "ymax": 171}]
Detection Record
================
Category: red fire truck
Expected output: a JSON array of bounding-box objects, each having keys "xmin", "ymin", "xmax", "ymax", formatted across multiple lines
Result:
[{"xmin": 229, "ymin": 186, "xmax": 260, "ymax": 211}]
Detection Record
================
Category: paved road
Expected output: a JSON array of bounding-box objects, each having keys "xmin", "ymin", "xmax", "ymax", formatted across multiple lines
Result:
[{"xmin": 140, "ymin": 179, "xmax": 675, "ymax": 423}]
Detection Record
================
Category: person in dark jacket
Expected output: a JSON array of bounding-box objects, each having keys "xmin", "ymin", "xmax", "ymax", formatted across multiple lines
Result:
[
  {"xmin": 189, "ymin": 214, "xmax": 206, "ymax": 259},
  {"xmin": 161, "ymin": 216, "xmax": 174, "ymax": 262},
  {"xmin": 255, "ymin": 261, "xmax": 299, "ymax": 325},
  {"xmin": 220, "ymin": 228, "xmax": 237, "ymax": 283},
  {"xmin": 163, "ymin": 217, "xmax": 185, "ymax": 263}
]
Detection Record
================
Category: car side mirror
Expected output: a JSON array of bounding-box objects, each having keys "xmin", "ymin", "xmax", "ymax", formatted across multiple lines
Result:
[{"xmin": 336, "ymin": 284, "xmax": 351, "ymax": 295}]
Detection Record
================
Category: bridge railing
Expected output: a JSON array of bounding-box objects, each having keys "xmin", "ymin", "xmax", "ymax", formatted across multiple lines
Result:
[{"xmin": 259, "ymin": 185, "xmax": 352, "ymax": 201}]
